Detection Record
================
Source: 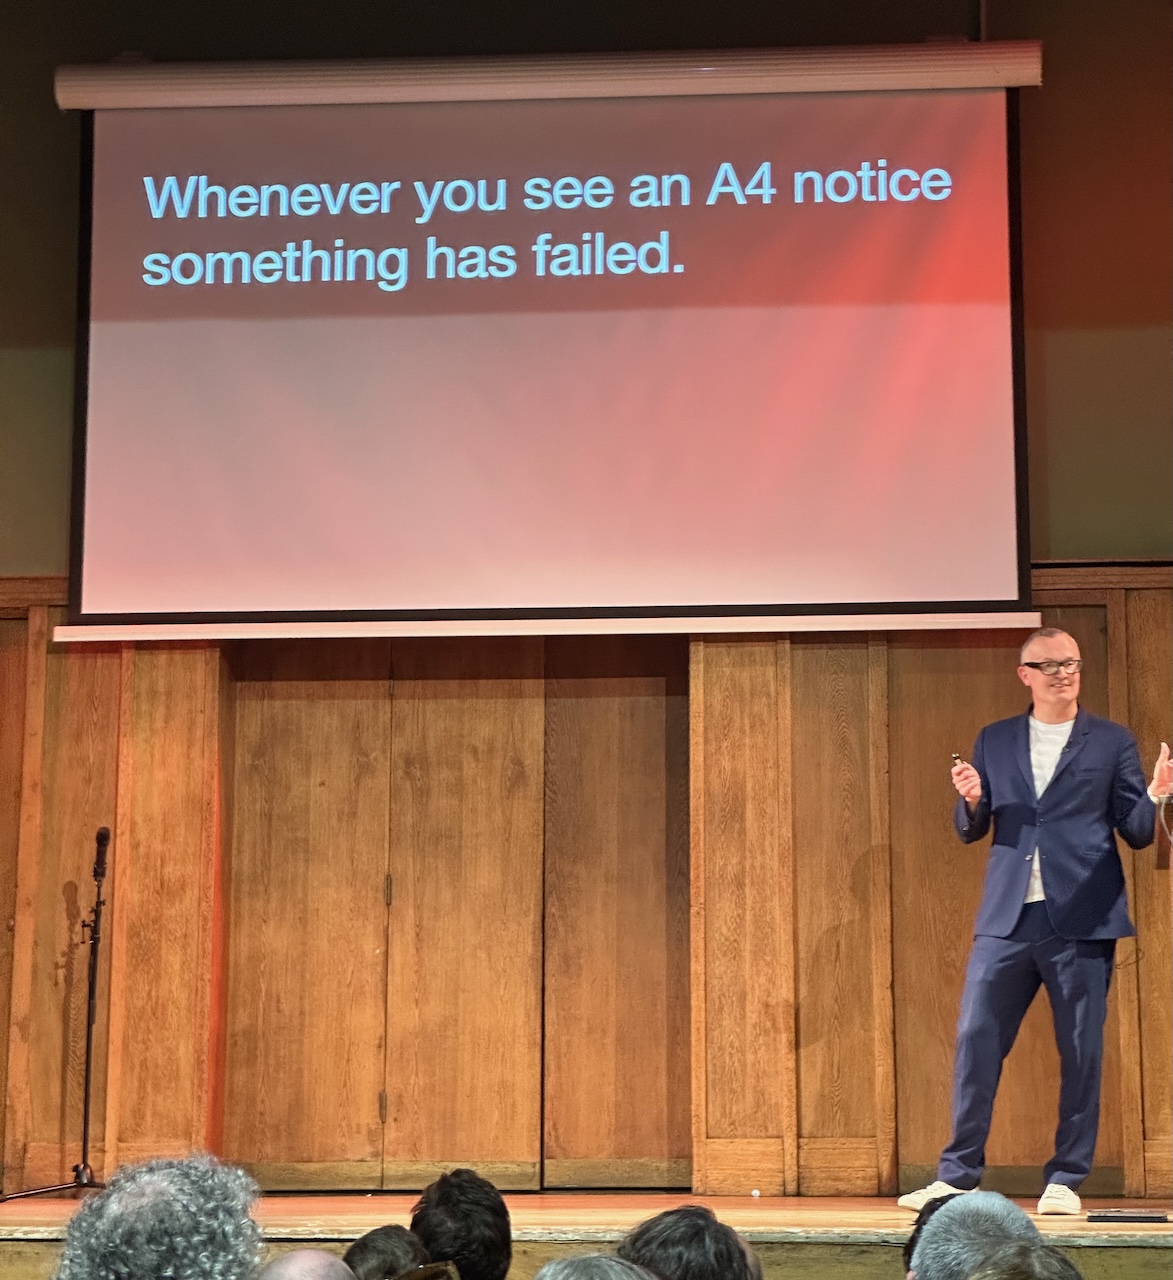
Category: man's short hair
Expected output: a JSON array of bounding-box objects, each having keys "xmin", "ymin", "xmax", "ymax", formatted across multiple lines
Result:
[
  {"xmin": 344, "ymin": 1224, "xmax": 430, "ymax": 1280},
  {"xmin": 967, "ymin": 1242, "xmax": 1085, "ymax": 1280},
  {"xmin": 616, "ymin": 1205, "xmax": 751, "ymax": 1280},
  {"xmin": 54, "ymin": 1154, "xmax": 262, "ymax": 1280},
  {"xmin": 909, "ymin": 1191, "xmax": 1041, "ymax": 1280},
  {"xmin": 1019, "ymin": 627, "xmax": 1072, "ymax": 661},
  {"xmin": 534, "ymin": 1257, "xmax": 659, "ymax": 1280},
  {"xmin": 256, "ymin": 1248, "xmax": 356, "ymax": 1280},
  {"xmin": 410, "ymin": 1168, "xmax": 511, "ymax": 1280}
]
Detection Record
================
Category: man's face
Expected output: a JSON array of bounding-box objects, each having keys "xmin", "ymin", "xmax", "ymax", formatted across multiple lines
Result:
[{"xmin": 1017, "ymin": 631, "xmax": 1081, "ymax": 719}]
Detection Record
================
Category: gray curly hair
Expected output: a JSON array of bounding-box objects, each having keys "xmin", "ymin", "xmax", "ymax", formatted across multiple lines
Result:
[
  {"xmin": 54, "ymin": 1154, "xmax": 263, "ymax": 1280},
  {"xmin": 534, "ymin": 1259, "xmax": 659, "ymax": 1280},
  {"xmin": 910, "ymin": 1191, "xmax": 1041, "ymax": 1280}
]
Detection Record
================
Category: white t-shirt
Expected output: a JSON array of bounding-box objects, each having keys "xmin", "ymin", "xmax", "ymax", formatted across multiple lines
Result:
[{"xmin": 1025, "ymin": 715, "xmax": 1076, "ymax": 903}]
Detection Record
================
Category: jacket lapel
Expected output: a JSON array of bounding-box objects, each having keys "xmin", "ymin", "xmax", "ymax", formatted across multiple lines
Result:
[
  {"xmin": 1015, "ymin": 711, "xmax": 1035, "ymax": 799},
  {"xmin": 1046, "ymin": 705, "xmax": 1089, "ymax": 790}
]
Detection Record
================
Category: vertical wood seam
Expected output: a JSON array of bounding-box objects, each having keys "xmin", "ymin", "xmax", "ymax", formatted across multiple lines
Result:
[
  {"xmin": 776, "ymin": 638, "xmax": 798, "ymax": 1195},
  {"xmin": 380, "ymin": 643, "xmax": 395, "ymax": 1189},
  {"xmin": 688, "ymin": 637, "xmax": 707, "ymax": 1192},
  {"xmin": 102, "ymin": 646, "xmax": 136, "ymax": 1180},
  {"xmin": 868, "ymin": 635, "xmax": 897, "ymax": 1194},
  {"xmin": 191, "ymin": 647, "xmax": 218, "ymax": 1150},
  {"xmin": 1106, "ymin": 589, "xmax": 1146, "ymax": 1197},
  {"xmin": 2, "ymin": 607, "xmax": 49, "ymax": 1193}
]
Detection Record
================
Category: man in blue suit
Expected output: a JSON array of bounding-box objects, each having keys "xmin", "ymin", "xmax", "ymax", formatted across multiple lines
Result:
[{"xmin": 899, "ymin": 628, "xmax": 1171, "ymax": 1216}]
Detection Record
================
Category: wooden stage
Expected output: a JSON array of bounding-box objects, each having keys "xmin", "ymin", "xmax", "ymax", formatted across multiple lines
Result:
[{"xmin": 2, "ymin": 1192, "xmax": 1169, "ymax": 1279}]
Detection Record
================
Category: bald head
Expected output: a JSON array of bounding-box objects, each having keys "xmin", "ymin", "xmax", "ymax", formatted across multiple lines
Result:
[
  {"xmin": 257, "ymin": 1249, "xmax": 356, "ymax": 1280},
  {"xmin": 1019, "ymin": 627, "xmax": 1077, "ymax": 663}
]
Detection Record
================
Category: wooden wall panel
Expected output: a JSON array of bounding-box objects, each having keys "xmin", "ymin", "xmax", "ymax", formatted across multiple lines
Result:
[
  {"xmin": 790, "ymin": 636, "xmax": 896, "ymax": 1195},
  {"xmin": 384, "ymin": 638, "xmax": 544, "ymax": 1190},
  {"xmin": 0, "ymin": 619, "xmax": 28, "ymax": 1184},
  {"xmin": 1124, "ymin": 590, "xmax": 1173, "ymax": 1194},
  {"xmin": 890, "ymin": 618, "xmax": 1128, "ymax": 1192},
  {"xmin": 1035, "ymin": 605, "xmax": 1127, "ymax": 1186},
  {"xmin": 791, "ymin": 640, "xmax": 874, "ymax": 1147},
  {"xmin": 543, "ymin": 636, "xmax": 690, "ymax": 1188},
  {"xmin": 867, "ymin": 637, "xmax": 897, "ymax": 1194},
  {"xmin": 222, "ymin": 640, "xmax": 392, "ymax": 1188},
  {"xmin": 690, "ymin": 638, "xmax": 795, "ymax": 1194},
  {"xmin": 4, "ymin": 617, "xmax": 121, "ymax": 1190},
  {"xmin": 889, "ymin": 631, "xmax": 1034, "ymax": 1184},
  {"xmin": 105, "ymin": 646, "xmax": 226, "ymax": 1173}
]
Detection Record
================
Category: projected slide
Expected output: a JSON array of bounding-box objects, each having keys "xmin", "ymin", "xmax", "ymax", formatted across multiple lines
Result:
[{"xmin": 81, "ymin": 88, "xmax": 1019, "ymax": 618}]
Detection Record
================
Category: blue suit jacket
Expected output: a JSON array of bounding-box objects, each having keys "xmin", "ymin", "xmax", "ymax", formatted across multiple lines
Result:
[{"xmin": 954, "ymin": 706, "xmax": 1155, "ymax": 940}]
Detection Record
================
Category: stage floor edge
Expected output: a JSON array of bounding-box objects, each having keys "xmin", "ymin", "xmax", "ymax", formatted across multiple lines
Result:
[{"xmin": 2, "ymin": 1192, "xmax": 1170, "ymax": 1249}]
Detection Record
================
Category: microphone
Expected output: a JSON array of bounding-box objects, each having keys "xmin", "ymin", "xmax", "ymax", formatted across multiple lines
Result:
[{"xmin": 95, "ymin": 827, "xmax": 110, "ymax": 882}]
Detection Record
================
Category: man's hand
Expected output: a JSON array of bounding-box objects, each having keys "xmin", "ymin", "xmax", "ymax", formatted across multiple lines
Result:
[
  {"xmin": 1150, "ymin": 741, "xmax": 1172, "ymax": 800},
  {"xmin": 952, "ymin": 759, "xmax": 983, "ymax": 810}
]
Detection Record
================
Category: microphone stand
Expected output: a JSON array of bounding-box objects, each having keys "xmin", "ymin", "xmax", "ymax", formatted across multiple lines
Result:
[{"xmin": 2, "ymin": 828, "xmax": 110, "ymax": 1201}]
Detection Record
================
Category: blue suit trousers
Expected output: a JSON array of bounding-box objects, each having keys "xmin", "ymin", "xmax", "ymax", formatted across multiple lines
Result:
[{"xmin": 938, "ymin": 902, "xmax": 1115, "ymax": 1190}]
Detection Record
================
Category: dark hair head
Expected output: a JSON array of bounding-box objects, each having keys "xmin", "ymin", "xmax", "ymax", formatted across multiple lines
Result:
[
  {"xmin": 967, "ymin": 1242, "xmax": 1084, "ymax": 1280},
  {"xmin": 410, "ymin": 1169, "xmax": 511, "ymax": 1280},
  {"xmin": 616, "ymin": 1206, "xmax": 751, "ymax": 1280},
  {"xmin": 738, "ymin": 1235, "xmax": 763, "ymax": 1280},
  {"xmin": 53, "ymin": 1154, "xmax": 262, "ymax": 1280},
  {"xmin": 344, "ymin": 1225, "xmax": 430, "ymax": 1280},
  {"xmin": 903, "ymin": 1194, "xmax": 963, "ymax": 1271}
]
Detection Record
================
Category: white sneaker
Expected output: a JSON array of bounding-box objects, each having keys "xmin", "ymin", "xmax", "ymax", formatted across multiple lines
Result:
[
  {"xmin": 1037, "ymin": 1184, "xmax": 1081, "ymax": 1215},
  {"xmin": 896, "ymin": 1180, "xmax": 975, "ymax": 1212}
]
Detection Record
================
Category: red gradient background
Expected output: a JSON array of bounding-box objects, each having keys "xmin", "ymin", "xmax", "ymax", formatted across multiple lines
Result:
[{"xmin": 81, "ymin": 89, "xmax": 1018, "ymax": 616}]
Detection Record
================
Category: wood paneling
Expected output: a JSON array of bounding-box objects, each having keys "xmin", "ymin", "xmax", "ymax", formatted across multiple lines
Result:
[
  {"xmin": 4, "ymin": 615, "xmax": 120, "ymax": 1192},
  {"xmin": 1032, "ymin": 565, "xmax": 1173, "ymax": 592},
  {"xmin": 223, "ymin": 640, "xmax": 392, "ymax": 1187},
  {"xmin": 791, "ymin": 640, "xmax": 874, "ymax": 1144},
  {"xmin": 543, "ymin": 636, "xmax": 690, "ymax": 1187},
  {"xmin": 1038, "ymin": 605, "xmax": 1130, "ymax": 1186},
  {"xmin": 691, "ymin": 638, "xmax": 795, "ymax": 1195},
  {"xmin": 867, "ymin": 637, "xmax": 897, "ymax": 1195},
  {"xmin": 0, "ymin": 579, "xmax": 68, "ymax": 612},
  {"xmin": 2, "ymin": 567, "xmax": 1167, "ymax": 1197},
  {"xmin": 105, "ymin": 646, "xmax": 225, "ymax": 1172},
  {"xmin": 0, "ymin": 620, "xmax": 28, "ymax": 1184},
  {"xmin": 889, "ymin": 617, "xmax": 1133, "ymax": 1188},
  {"xmin": 384, "ymin": 638, "xmax": 544, "ymax": 1188},
  {"xmin": 889, "ymin": 631, "xmax": 1029, "ymax": 1175},
  {"xmin": 797, "ymin": 1138, "xmax": 879, "ymax": 1196},
  {"xmin": 1124, "ymin": 591, "xmax": 1173, "ymax": 1182}
]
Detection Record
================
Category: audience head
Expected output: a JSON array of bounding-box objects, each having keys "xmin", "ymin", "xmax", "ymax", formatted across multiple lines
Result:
[
  {"xmin": 967, "ymin": 1242, "xmax": 1084, "ymax": 1280},
  {"xmin": 908, "ymin": 1192, "xmax": 1041, "ymax": 1280},
  {"xmin": 738, "ymin": 1235, "xmax": 763, "ymax": 1280},
  {"xmin": 256, "ymin": 1250, "xmax": 355, "ymax": 1280},
  {"xmin": 54, "ymin": 1154, "xmax": 262, "ymax": 1280},
  {"xmin": 344, "ymin": 1225, "xmax": 430, "ymax": 1280},
  {"xmin": 410, "ymin": 1168, "xmax": 512, "ymax": 1280},
  {"xmin": 617, "ymin": 1205, "xmax": 752, "ymax": 1280},
  {"xmin": 903, "ymin": 1194, "xmax": 963, "ymax": 1271},
  {"xmin": 534, "ymin": 1258, "xmax": 659, "ymax": 1280}
]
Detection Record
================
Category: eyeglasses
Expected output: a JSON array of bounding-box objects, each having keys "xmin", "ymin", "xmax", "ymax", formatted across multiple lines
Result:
[{"xmin": 1022, "ymin": 658, "xmax": 1083, "ymax": 675}]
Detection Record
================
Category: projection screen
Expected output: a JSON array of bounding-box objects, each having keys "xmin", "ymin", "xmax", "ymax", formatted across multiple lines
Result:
[{"xmin": 63, "ymin": 48, "xmax": 1038, "ymax": 634}]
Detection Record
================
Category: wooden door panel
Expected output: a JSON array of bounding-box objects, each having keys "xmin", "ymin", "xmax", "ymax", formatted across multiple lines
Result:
[
  {"xmin": 222, "ymin": 640, "xmax": 392, "ymax": 1188},
  {"xmin": 543, "ymin": 636, "xmax": 690, "ymax": 1188},
  {"xmin": 384, "ymin": 639, "xmax": 543, "ymax": 1190}
]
